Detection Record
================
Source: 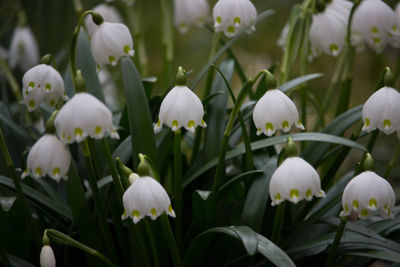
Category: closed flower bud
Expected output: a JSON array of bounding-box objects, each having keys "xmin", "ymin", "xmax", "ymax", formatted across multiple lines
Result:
[
  {"xmin": 362, "ymin": 86, "xmax": 400, "ymax": 135},
  {"xmin": 351, "ymin": 0, "xmax": 400, "ymax": 53},
  {"xmin": 340, "ymin": 171, "xmax": 395, "ymax": 219},
  {"xmin": 22, "ymin": 134, "xmax": 71, "ymax": 182},
  {"xmin": 155, "ymin": 85, "xmax": 206, "ymax": 133},
  {"xmin": 213, "ymin": 0, "xmax": 257, "ymax": 38},
  {"xmin": 84, "ymin": 4, "xmax": 122, "ymax": 37},
  {"xmin": 40, "ymin": 245, "xmax": 56, "ymax": 267},
  {"xmin": 9, "ymin": 26, "xmax": 39, "ymax": 71},
  {"xmin": 174, "ymin": 0, "xmax": 209, "ymax": 33},
  {"xmin": 22, "ymin": 64, "xmax": 66, "ymax": 111},
  {"xmin": 54, "ymin": 92, "xmax": 119, "ymax": 144},
  {"xmin": 253, "ymin": 89, "xmax": 304, "ymax": 137},
  {"xmin": 309, "ymin": 0, "xmax": 353, "ymax": 57},
  {"xmin": 90, "ymin": 22, "xmax": 134, "ymax": 69},
  {"xmin": 269, "ymin": 157, "xmax": 325, "ymax": 206},
  {"xmin": 122, "ymin": 175, "xmax": 175, "ymax": 223}
]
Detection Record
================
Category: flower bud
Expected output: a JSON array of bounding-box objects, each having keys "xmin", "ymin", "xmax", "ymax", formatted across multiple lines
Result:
[
  {"xmin": 9, "ymin": 26, "xmax": 39, "ymax": 71},
  {"xmin": 40, "ymin": 245, "xmax": 56, "ymax": 267}
]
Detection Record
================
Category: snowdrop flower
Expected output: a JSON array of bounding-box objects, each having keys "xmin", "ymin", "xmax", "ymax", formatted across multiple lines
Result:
[
  {"xmin": 40, "ymin": 245, "xmax": 56, "ymax": 267},
  {"xmin": 9, "ymin": 26, "xmax": 39, "ymax": 71},
  {"xmin": 174, "ymin": 0, "xmax": 209, "ymax": 33},
  {"xmin": 253, "ymin": 89, "xmax": 304, "ymax": 136},
  {"xmin": 90, "ymin": 22, "xmax": 134, "ymax": 68},
  {"xmin": 22, "ymin": 134, "xmax": 71, "ymax": 182},
  {"xmin": 54, "ymin": 92, "xmax": 119, "ymax": 144},
  {"xmin": 309, "ymin": 0, "xmax": 352, "ymax": 57},
  {"xmin": 340, "ymin": 171, "xmax": 395, "ymax": 219},
  {"xmin": 351, "ymin": 0, "xmax": 400, "ymax": 53},
  {"xmin": 269, "ymin": 157, "xmax": 325, "ymax": 206},
  {"xmin": 84, "ymin": 4, "xmax": 122, "ymax": 37},
  {"xmin": 22, "ymin": 64, "xmax": 66, "ymax": 111},
  {"xmin": 362, "ymin": 86, "xmax": 400, "ymax": 135},
  {"xmin": 122, "ymin": 174, "xmax": 175, "ymax": 223},
  {"xmin": 213, "ymin": 0, "xmax": 257, "ymax": 38}
]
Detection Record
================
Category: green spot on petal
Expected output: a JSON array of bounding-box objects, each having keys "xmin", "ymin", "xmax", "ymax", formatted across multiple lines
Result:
[
  {"xmin": 172, "ymin": 120, "xmax": 179, "ymax": 128},
  {"xmin": 49, "ymin": 99, "xmax": 55, "ymax": 107},
  {"xmin": 383, "ymin": 119, "xmax": 391, "ymax": 128},
  {"xmin": 353, "ymin": 200, "xmax": 359, "ymax": 209},
  {"xmin": 132, "ymin": 210, "xmax": 140, "ymax": 218},
  {"xmin": 365, "ymin": 118, "xmax": 370, "ymax": 127},
  {"xmin": 53, "ymin": 167, "xmax": 60, "ymax": 176},
  {"xmin": 123, "ymin": 45, "xmax": 131, "ymax": 54},
  {"xmin": 265, "ymin": 122, "xmax": 274, "ymax": 132},
  {"xmin": 35, "ymin": 167, "xmax": 42, "ymax": 176},
  {"xmin": 305, "ymin": 189, "xmax": 312, "ymax": 197},
  {"xmin": 344, "ymin": 204, "xmax": 349, "ymax": 212},
  {"xmin": 109, "ymin": 55, "xmax": 116, "ymax": 64},
  {"xmin": 281, "ymin": 120, "xmax": 289, "ymax": 129},
  {"xmin": 216, "ymin": 16, "xmax": 221, "ymax": 24},
  {"xmin": 95, "ymin": 126, "xmax": 102, "ymax": 135},
  {"xmin": 74, "ymin": 127, "xmax": 83, "ymax": 137},
  {"xmin": 373, "ymin": 37, "xmax": 381, "ymax": 44},
  {"xmin": 369, "ymin": 198, "xmax": 377, "ymax": 208},
  {"xmin": 233, "ymin": 17, "xmax": 240, "ymax": 24},
  {"xmin": 45, "ymin": 83, "xmax": 51, "ymax": 91},
  {"xmin": 275, "ymin": 192, "xmax": 281, "ymax": 201},
  {"xmin": 28, "ymin": 81, "xmax": 35, "ymax": 88},
  {"xmin": 330, "ymin": 44, "xmax": 338, "ymax": 53},
  {"xmin": 168, "ymin": 205, "xmax": 173, "ymax": 213},
  {"xmin": 371, "ymin": 26, "xmax": 379, "ymax": 34},
  {"xmin": 28, "ymin": 100, "xmax": 35, "ymax": 109},
  {"xmin": 227, "ymin": 26, "xmax": 235, "ymax": 34},
  {"xmin": 187, "ymin": 120, "xmax": 195, "ymax": 128},
  {"xmin": 150, "ymin": 208, "xmax": 157, "ymax": 217},
  {"xmin": 361, "ymin": 209, "xmax": 368, "ymax": 217},
  {"xmin": 290, "ymin": 189, "xmax": 299, "ymax": 199}
]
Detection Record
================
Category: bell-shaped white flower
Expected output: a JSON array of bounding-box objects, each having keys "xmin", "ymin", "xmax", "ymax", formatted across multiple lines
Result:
[
  {"xmin": 54, "ymin": 92, "xmax": 119, "ymax": 143},
  {"xmin": 9, "ymin": 26, "xmax": 39, "ymax": 71},
  {"xmin": 340, "ymin": 171, "xmax": 395, "ymax": 219},
  {"xmin": 174, "ymin": 0, "xmax": 209, "ymax": 33},
  {"xmin": 40, "ymin": 245, "xmax": 56, "ymax": 267},
  {"xmin": 253, "ymin": 89, "xmax": 304, "ymax": 137},
  {"xmin": 121, "ymin": 175, "xmax": 175, "ymax": 223},
  {"xmin": 309, "ymin": 0, "xmax": 353, "ymax": 57},
  {"xmin": 351, "ymin": 0, "xmax": 400, "ymax": 53},
  {"xmin": 362, "ymin": 86, "xmax": 400, "ymax": 134},
  {"xmin": 90, "ymin": 22, "xmax": 134, "ymax": 68},
  {"xmin": 269, "ymin": 157, "xmax": 326, "ymax": 206},
  {"xmin": 213, "ymin": 0, "xmax": 257, "ymax": 38},
  {"xmin": 22, "ymin": 134, "xmax": 71, "ymax": 182},
  {"xmin": 22, "ymin": 64, "xmax": 66, "ymax": 111},
  {"xmin": 155, "ymin": 85, "xmax": 206, "ymax": 133},
  {"xmin": 84, "ymin": 4, "xmax": 122, "ymax": 37}
]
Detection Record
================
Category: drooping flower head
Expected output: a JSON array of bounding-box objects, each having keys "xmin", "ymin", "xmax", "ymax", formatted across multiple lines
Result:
[
  {"xmin": 9, "ymin": 26, "xmax": 39, "ymax": 71},
  {"xmin": 351, "ymin": 0, "xmax": 400, "ymax": 53},
  {"xmin": 40, "ymin": 245, "xmax": 56, "ymax": 267},
  {"xmin": 340, "ymin": 171, "xmax": 395, "ymax": 219},
  {"xmin": 54, "ymin": 92, "xmax": 119, "ymax": 143},
  {"xmin": 22, "ymin": 134, "xmax": 71, "ymax": 182},
  {"xmin": 174, "ymin": 0, "xmax": 209, "ymax": 33},
  {"xmin": 22, "ymin": 64, "xmax": 66, "ymax": 111},
  {"xmin": 155, "ymin": 67, "xmax": 206, "ymax": 133},
  {"xmin": 84, "ymin": 4, "xmax": 122, "ymax": 37},
  {"xmin": 213, "ymin": 0, "xmax": 257, "ymax": 38},
  {"xmin": 253, "ymin": 89, "xmax": 304, "ymax": 137}
]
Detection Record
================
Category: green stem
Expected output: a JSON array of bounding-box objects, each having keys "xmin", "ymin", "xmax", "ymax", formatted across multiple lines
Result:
[
  {"xmin": 143, "ymin": 220, "xmax": 160, "ymax": 267},
  {"xmin": 384, "ymin": 142, "xmax": 400, "ymax": 178},
  {"xmin": 174, "ymin": 130, "xmax": 182, "ymax": 247},
  {"xmin": 0, "ymin": 56, "xmax": 21, "ymax": 101},
  {"xmin": 324, "ymin": 217, "xmax": 347, "ymax": 267},
  {"xmin": 159, "ymin": 0, "xmax": 174, "ymax": 89},
  {"xmin": 271, "ymin": 203, "xmax": 285, "ymax": 244},
  {"xmin": 80, "ymin": 139, "xmax": 118, "ymax": 264},
  {"xmin": 0, "ymin": 126, "xmax": 41, "ymax": 250},
  {"xmin": 203, "ymin": 32, "xmax": 221, "ymax": 98},
  {"xmin": 322, "ymin": 51, "xmax": 346, "ymax": 112},
  {"xmin": 160, "ymin": 215, "xmax": 183, "ymax": 267}
]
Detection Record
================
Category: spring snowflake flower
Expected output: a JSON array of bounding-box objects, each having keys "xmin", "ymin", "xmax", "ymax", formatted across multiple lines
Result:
[
  {"xmin": 22, "ymin": 64, "xmax": 66, "ymax": 111},
  {"xmin": 122, "ymin": 174, "xmax": 175, "ymax": 223},
  {"xmin": 54, "ymin": 92, "xmax": 119, "ymax": 144},
  {"xmin": 90, "ymin": 22, "xmax": 134, "ymax": 68},
  {"xmin": 340, "ymin": 171, "xmax": 395, "ymax": 219},
  {"xmin": 351, "ymin": 0, "xmax": 400, "ymax": 53},
  {"xmin": 22, "ymin": 134, "xmax": 71, "ymax": 182},
  {"xmin": 9, "ymin": 26, "xmax": 39, "ymax": 71},
  {"xmin": 155, "ymin": 85, "xmax": 206, "ymax": 133},
  {"xmin": 213, "ymin": 0, "xmax": 257, "ymax": 38},
  {"xmin": 40, "ymin": 245, "xmax": 56, "ymax": 267},
  {"xmin": 309, "ymin": 0, "xmax": 353, "ymax": 57},
  {"xmin": 174, "ymin": 0, "xmax": 209, "ymax": 33},
  {"xmin": 84, "ymin": 4, "xmax": 122, "ymax": 37},
  {"xmin": 362, "ymin": 86, "xmax": 400, "ymax": 135},
  {"xmin": 269, "ymin": 157, "xmax": 325, "ymax": 206},
  {"xmin": 253, "ymin": 89, "xmax": 304, "ymax": 136}
]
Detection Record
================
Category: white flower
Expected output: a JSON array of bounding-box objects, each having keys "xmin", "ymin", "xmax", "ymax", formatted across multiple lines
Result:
[
  {"xmin": 174, "ymin": 0, "xmax": 209, "ymax": 33},
  {"xmin": 340, "ymin": 171, "xmax": 395, "ymax": 219},
  {"xmin": 362, "ymin": 86, "xmax": 400, "ymax": 135},
  {"xmin": 277, "ymin": 23, "xmax": 289, "ymax": 49},
  {"xmin": 54, "ymin": 92, "xmax": 119, "ymax": 144},
  {"xmin": 213, "ymin": 0, "xmax": 257, "ymax": 38},
  {"xmin": 22, "ymin": 134, "xmax": 71, "ymax": 182},
  {"xmin": 121, "ymin": 175, "xmax": 175, "ymax": 223},
  {"xmin": 253, "ymin": 89, "xmax": 304, "ymax": 137},
  {"xmin": 154, "ymin": 85, "xmax": 206, "ymax": 133},
  {"xmin": 84, "ymin": 4, "xmax": 122, "ymax": 37},
  {"xmin": 40, "ymin": 245, "xmax": 56, "ymax": 267},
  {"xmin": 392, "ymin": 3, "xmax": 400, "ymax": 47},
  {"xmin": 269, "ymin": 157, "xmax": 325, "ymax": 206},
  {"xmin": 9, "ymin": 26, "xmax": 39, "ymax": 71},
  {"xmin": 309, "ymin": 0, "xmax": 353, "ymax": 57},
  {"xmin": 351, "ymin": 0, "xmax": 400, "ymax": 53},
  {"xmin": 22, "ymin": 64, "xmax": 66, "ymax": 111},
  {"xmin": 90, "ymin": 22, "xmax": 134, "ymax": 68}
]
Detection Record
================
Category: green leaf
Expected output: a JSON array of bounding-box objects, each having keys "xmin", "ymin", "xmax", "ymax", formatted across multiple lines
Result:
[
  {"xmin": 112, "ymin": 136, "xmax": 132, "ymax": 165},
  {"xmin": 278, "ymin": 73, "xmax": 323, "ymax": 93},
  {"xmin": 0, "ymin": 196, "xmax": 16, "ymax": 212},
  {"xmin": 121, "ymin": 57, "xmax": 158, "ymax": 168},
  {"xmin": 32, "ymin": 177, "xmax": 65, "ymax": 203},
  {"xmin": 85, "ymin": 176, "xmax": 113, "ymax": 199},
  {"xmin": 0, "ymin": 107, "xmax": 33, "ymax": 142},
  {"xmin": 219, "ymin": 170, "xmax": 265, "ymax": 197},
  {"xmin": 7, "ymin": 254, "xmax": 35, "ymax": 267},
  {"xmin": 192, "ymin": 190, "xmax": 214, "ymax": 232}
]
